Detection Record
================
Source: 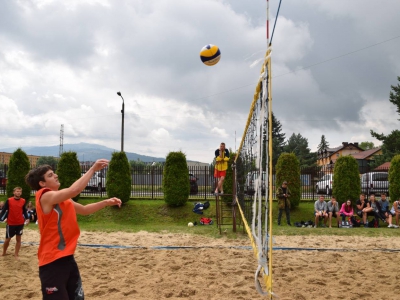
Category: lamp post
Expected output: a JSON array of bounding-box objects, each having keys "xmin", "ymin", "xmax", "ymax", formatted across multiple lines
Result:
[{"xmin": 117, "ymin": 91, "xmax": 125, "ymax": 152}]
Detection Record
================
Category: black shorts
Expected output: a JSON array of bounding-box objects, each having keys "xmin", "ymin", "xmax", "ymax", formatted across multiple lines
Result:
[
  {"xmin": 357, "ymin": 210, "xmax": 374, "ymax": 217},
  {"xmin": 39, "ymin": 255, "xmax": 84, "ymax": 300},
  {"xmin": 329, "ymin": 211, "xmax": 339, "ymax": 217},
  {"xmin": 378, "ymin": 212, "xmax": 389, "ymax": 220},
  {"xmin": 5, "ymin": 224, "xmax": 24, "ymax": 239}
]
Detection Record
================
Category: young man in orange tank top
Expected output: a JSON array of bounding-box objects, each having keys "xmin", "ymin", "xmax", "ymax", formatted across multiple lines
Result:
[{"xmin": 25, "ymin": 159, "xmax": 121, "ymax": 300}]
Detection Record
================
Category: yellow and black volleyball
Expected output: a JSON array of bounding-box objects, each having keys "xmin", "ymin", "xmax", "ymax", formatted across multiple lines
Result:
[{"xmin": 200, "ymin": 44, "xmax": 221, "ymax": 66}]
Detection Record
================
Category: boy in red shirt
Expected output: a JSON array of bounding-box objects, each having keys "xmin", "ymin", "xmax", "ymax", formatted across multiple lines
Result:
[
  {"xmin": 25, "ymin": 159, "xmax": 121, "ymax": 300},
  {"xmin": 0, "ymin": 186, "xmax": 29, "ymax": 258}
]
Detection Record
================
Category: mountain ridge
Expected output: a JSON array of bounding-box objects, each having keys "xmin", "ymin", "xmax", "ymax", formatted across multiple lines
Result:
[{"xmin": 0, "ymin": 142, "xmax": 166, "ymax": 163}]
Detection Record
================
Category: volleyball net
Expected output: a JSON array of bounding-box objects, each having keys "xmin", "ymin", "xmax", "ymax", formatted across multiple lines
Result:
[{"xmin": 233, "ymin": 46, "xmax": 276, "ymax": 298}]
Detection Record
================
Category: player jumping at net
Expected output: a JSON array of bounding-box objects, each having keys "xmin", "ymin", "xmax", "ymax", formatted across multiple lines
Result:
[
  {"xmin": 25, "ymin": 159, "xmax": 121, "ymax": 300},
  {"xmin": 214, "ymin": 142, "xmax": 230, "ymax": 195}
]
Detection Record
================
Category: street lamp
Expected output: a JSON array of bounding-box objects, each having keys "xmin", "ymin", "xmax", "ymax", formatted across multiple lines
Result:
[{"xmin": 117, "ymin": 91, "xmax": 125, "ymax": 152}]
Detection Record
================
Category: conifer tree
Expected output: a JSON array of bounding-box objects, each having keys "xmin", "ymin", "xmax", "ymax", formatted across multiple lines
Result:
[
  {"xmin": 163, "ymin": 151, "xmax": 189, "ymax": 207},
  {"xmin": 370, "ymin": 77, "xmax": 400, "ymax": 163},
  {"xmin": 6, "ymin": 148, "xmax": 31, "ymax": 200},
  {"xmin": 284, "ymin": 133, "xmax": 317, "ymax": 168},
  {"xmin": 317, "ymin": 135, "xmax": 329, "ymax": 152},
  {"xmin": 106, "ymin": 152, "xmax": 131, "ymax": 204},
  {"xmin": 57, "ymin": 151, "xmax": 81, "ymax": 202},
  {"xmin": 332, "ymin": 156, "xmax": 360, "ymax": 205},
  {"xmin": 389, "ymin": 154, "xmax": 400, "ymax": 202},
  {"xmin": 275, "ymin": 153, "xmax": 301, "ymax": 208},
  {"xmin": 263, "ymin": 112, "xmax": 286, "ymax": 167}
]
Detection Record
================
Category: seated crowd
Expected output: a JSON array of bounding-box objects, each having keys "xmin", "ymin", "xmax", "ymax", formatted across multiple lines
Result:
[{"xmin": 314, "ymin": 193, "xmax": 400, "ymax": 228}]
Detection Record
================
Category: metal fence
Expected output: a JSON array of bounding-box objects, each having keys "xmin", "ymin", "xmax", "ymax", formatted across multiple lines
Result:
[{"xmin": 0, "ymin": 164, "xmax": 391, "ymax": 199}]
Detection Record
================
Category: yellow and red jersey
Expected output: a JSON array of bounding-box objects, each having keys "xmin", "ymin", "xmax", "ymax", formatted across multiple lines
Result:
[{"xmin": 214, "ymin": 149, "xmax": 230, "ymax": 171}]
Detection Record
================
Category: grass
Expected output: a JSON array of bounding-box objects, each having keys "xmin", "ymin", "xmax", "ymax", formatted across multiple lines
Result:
[{"xmin": 1, "ymin": 196, "xmax": 398, "ymax": 239}]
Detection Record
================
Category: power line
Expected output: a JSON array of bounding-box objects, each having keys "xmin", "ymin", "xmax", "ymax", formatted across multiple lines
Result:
[
  {"xmin": 274, "ymin": 34, "xmax": 400, "ymax": 79},
  {"xmin": 195, "ymin": 35, "xmax": 400, "ymax": 101}
]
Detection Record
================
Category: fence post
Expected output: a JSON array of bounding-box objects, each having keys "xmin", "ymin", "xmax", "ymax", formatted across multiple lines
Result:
[
  {"xmin": 232, "ymin": 162, "xmax": 237, "ymax": 232},
  {"xmin": 205, "ymin": 166, "xmax": 208, "ymax": 200},
  {"xmin": 151, "ymin": 166, "xmax": 154, "ymax": 199}
]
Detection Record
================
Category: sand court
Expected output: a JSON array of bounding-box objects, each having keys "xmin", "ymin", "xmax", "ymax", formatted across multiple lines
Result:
[{"xmin": 1, "ymin": 229, "xmax": 399, "ymax": 299}]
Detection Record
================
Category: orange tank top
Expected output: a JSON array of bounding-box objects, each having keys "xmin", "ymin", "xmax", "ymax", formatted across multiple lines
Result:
[{"xmin": 35, "ymin": 188, "xmax": 80, "ymax": 266}]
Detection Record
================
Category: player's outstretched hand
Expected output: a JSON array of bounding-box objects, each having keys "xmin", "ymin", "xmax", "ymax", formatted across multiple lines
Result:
[
  {"xmin": 104, "ymin": 197, "xmax": 122, "ymax": 208},
  {"xmin": 92, "ymin": 159, "xmax": 109, "ymax": 171}
]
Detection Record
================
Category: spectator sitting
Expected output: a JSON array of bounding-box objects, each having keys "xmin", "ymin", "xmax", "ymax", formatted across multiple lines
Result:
[
  {"xmin": 327, "ymin": 196, "xmax": 340, "ymax": 228},
  {"xmin": 314, "ymin": 195, "xmax": 328, "ymax": 228},
  {"xmin": 369, "ymin": 194, "xmax": 386, "ymax": 226},
  {"xmin": 390, "ymin": 199, "xmax": 400, "ymax": 226},
  {"xmin": 339, "ymin": 199, "xmax": 354, "ymax": 225},
  {"xmin": 26, "ymin": 201, "xmax": 37, "ymax": 223},
  {"xmin": 356, "ymin": 193, "xmax": 374, "ymax": 228},
  {"xmin": 378, "ymin": 193, "xmax": 398, "ymax": 228}
]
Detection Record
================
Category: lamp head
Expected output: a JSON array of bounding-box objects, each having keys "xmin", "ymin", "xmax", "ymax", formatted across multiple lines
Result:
[{"xmin": 117, "ymin": 91, "xmax": 122, "ymax": 96}]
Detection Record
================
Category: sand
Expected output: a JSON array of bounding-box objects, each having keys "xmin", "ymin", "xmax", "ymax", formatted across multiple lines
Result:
[{"xmin": 1, "ymin": 229, "xmax": 399, "ymax": 300}]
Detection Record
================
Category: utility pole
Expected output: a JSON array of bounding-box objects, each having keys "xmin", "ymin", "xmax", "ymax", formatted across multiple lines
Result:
[
  {"xmin": 59, "ymin": 124, "xmax": 64, "ymax": 158},
  {"xmin": 117, "ymin": 92, "xmax": 125, "ymax": 152}
]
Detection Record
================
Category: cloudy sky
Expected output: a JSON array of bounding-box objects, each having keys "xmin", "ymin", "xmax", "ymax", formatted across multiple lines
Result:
[{"xmin": 1, "ymin": 0, "xmax": 399, "ymax": 163}]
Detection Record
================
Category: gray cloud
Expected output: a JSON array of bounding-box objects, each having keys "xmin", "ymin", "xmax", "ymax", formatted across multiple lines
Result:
[{"xmin": 0, "ymin": 0, "xmax": 399, "ymax": 162}]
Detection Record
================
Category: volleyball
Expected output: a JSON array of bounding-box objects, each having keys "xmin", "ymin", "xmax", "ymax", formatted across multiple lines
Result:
[
  {"xmin": 188, "ymin": 222, "xmax": 194, "ymax": 227},
  {"xmin": 200, "ymin": 44, "xmax": 221, "ymax": 66}
]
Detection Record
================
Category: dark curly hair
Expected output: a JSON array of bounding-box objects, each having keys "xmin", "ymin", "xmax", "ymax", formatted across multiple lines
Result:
[{"xmin": 25, "ymin": 165, "xmax": 53, "ymax": 191}]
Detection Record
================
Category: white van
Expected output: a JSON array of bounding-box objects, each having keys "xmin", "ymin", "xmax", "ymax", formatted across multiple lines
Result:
[
  {"xmin": 85, "ymin": 171, "xmax": 107, "ymax": 192},
  {"xmin": 315, "ymin": 174, "xmax": 333, "ymax": 195},
  {"xmin": 360, "ymin": 172, "xmax": 389, "ymax": 195}
]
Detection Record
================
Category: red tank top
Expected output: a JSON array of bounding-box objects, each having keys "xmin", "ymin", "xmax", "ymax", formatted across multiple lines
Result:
[
  {"xmin": 35, "ymin": 188, "xmax": 80, "ymax": 266},
  {"xmin": 6, "ymin": 197, "xmax": 26, "ymax": 225}
]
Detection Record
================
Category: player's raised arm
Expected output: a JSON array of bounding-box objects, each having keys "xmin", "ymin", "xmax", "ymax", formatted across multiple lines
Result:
[{"xmin": 73, "ymin": 197, "xmax": 122, "ymax": 216}]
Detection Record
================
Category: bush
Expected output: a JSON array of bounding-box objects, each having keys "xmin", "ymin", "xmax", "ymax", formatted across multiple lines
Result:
[
  {"xmin": 332, "ymin": 155, "xmax": 360, "ymax": 205},
  {"xmin": 6, "ymin": 148, "xmax": 31, "ymax": 200},
  {"xmin": 163, "ymin": 151, "xmax": 189, "ymax": 207},
  {"xmin": 57, "ymin": 151, "xmax": 81, "ymax": 202},
  {"xmin": 276, "ymin": 153, "xmax": 301, "ymax": 208},
  {"xmin": 106, "ymin": 152, "xmax": 132, "ymax": 204},
  {"xmin": 389, "ymin": 154, "xmax": 400, "ymax": 201}
]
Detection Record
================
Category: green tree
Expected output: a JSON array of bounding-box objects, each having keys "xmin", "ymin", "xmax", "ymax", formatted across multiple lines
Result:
[
  {"xmin": 370, "ymin": 77, "xmax": 400, "ymax": 162},
  {"xmin": 272, "ymin": 113, "xmax": 286, "ymax": 167},
  {"xmin": 163, "ymin": 151, "xmax": 189, "ymax": 207},
  {"xmin": 6, "ymin": 148, "xmax": 31, "ymax": 200},
  {"xmin": 275, "ymin": 153, "xmax": 301, "ymax": 208},
  {"xmin": 389, "ymin": 154, "xmax": 400, "ymax": 202},
  {"xmin": 57, "ymin": 151, "xmax": 81, "ymax": 202},
  {"xmin": 359, "ymin": 141, "xmax": 375, "ymax": 150},
  {"xmin": 263, "ymin": 113, "xmax": 286, "ymax": 168},
  {"xmin": 372, "ymin": 130, "xmax": 400, "ymax": 158},
  {"xmin": 37, "ymin": 156, "xmax": 59, "ymax": 168},
  {"xmin": 129, "ymin": 159, "xmax": 148, "ymax": 174},
  {"xmin": 106, "ymin": 152, "xmax": 131, "ymax": 204},
  {"xmin": 332, "ymin": 156, "xmax": 360, "ymax": 205},
  {"xmin": 284, "ymin": 133, "xmax": 317, "ymax": 168},
  {"xmin": 317, "ymin": 135, "xmax": 329, "ymax": 152},
  {"xmin": 389, "ymin": 76, "xmax": 400, "ymax": 118}
]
